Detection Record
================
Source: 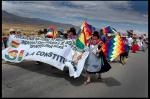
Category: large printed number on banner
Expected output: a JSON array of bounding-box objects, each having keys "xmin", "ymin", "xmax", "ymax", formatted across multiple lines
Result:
[
  {"xmin": 5, "ymin": 49, "xmax": 25, "ymax": 61},
  {"xmin": 5, "ymin": 50, "xmax": 18, "ymax": 60}
]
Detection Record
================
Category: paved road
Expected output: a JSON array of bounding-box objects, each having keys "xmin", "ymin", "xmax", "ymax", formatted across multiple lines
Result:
[{"xmin": 2, "ymin": 50, "xmax": 148, "ymax": 98}]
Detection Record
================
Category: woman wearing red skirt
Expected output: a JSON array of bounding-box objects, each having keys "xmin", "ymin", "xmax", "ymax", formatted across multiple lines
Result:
[{"xmin": 132, "ymin": 38, "xmax": 139, "ymax": 53}]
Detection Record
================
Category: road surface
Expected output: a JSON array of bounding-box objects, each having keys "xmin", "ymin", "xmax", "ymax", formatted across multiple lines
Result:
[{"xmin": 2, "ymin": 50, "xmax": 148, "ymax": 97}]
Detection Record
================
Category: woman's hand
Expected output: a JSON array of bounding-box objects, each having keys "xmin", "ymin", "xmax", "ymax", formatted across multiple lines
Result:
[
  {"xmin": 97, "ymin": 48, "xmax": 102, "ymax": 53},
  {"xmin": 77, "ymin": 55, "xmax": 82, "ymax": 60}
]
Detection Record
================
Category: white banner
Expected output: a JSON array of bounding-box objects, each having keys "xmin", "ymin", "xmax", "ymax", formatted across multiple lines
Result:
[{"xmin": 2, "ymin": 35, "xmax": 89, "ymax": 78}]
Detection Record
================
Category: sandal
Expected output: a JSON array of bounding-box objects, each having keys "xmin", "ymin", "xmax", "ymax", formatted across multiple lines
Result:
[
  {"xmin": 84, "ymin": 80, "xmax": 91, "ymax": 85},
  {"xmin": 97, "ymin": 76, "xmax": 102, "ymax": 80},
  {"xmin": 97, "ymin": 74, "xmax": 102, "ymax": 80}
]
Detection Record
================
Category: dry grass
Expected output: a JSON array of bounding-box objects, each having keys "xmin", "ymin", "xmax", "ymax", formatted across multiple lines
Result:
[
  {"xmin": 2, "ymin": 23, "xmax": 74, "ymax": 37},
  {"xmin": 2, "ymin": 23, "xmax": 49, "ymax": 36}
]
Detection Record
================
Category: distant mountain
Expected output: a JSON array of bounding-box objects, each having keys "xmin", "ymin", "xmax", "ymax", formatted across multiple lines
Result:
[{"xmin": 2, "ymin": 10, "xmax": 79, "ymax": 30}]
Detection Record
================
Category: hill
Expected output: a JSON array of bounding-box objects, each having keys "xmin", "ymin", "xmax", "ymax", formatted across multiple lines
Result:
[{"xmin": 2, "ymin": 10, "xmax": 79, "ymax": 35}]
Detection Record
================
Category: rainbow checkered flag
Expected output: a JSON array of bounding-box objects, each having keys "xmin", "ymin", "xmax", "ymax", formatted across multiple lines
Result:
[
  {"xmin": 101, "ymin": 35, "xmax": 125, "ymax": 61},
  {"xmin": 103, "ymin": 26, "xmax": 117, "ymax": 35},
  {"xmin": 76, "ymin": 21, "xmax": 93, "ymax": 49},
  {"xmin": 46, "ymin": 25, "xmax": 56, "ymax": 38}
]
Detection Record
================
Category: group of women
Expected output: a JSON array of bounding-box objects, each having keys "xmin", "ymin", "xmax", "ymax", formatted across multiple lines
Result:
[{"xmin": 2, "ymin": 27, "xmax": 148, "ymax": 85}]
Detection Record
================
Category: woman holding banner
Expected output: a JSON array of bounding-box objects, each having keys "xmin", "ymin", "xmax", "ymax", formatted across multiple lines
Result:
[
  {"xmin": 7, "ymin": 28, "xmax": 16, "ymax": 47},
  {"xmin": 2, "ymin": 38, "xmax": 4, "ymax": 49},
  {"xmin": 2, "ymin": 34, "xmax": 8, "ymax": 49},
  {"xmin": 84, "ymin": 31, "xmax": 111, "ymax": 85},
  {"xmin": 67, "ymin": 27, "xmax": 77, "ymax": 40}
]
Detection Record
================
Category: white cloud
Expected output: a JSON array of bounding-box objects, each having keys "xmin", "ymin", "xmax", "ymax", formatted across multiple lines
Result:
[{"xmin": 2, "ymin": 1, "xmax": 148, "ymax": 27}]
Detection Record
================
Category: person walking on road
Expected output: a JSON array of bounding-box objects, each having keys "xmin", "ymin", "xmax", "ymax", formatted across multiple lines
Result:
[{"xmin": 84, "ymin": 31, "xmax": 111, "ymax": 85}]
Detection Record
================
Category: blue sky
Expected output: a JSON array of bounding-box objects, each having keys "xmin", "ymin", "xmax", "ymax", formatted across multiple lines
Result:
[{"xmin": 2, "ymin": 1, "xmax": 148, "ymax": 34}]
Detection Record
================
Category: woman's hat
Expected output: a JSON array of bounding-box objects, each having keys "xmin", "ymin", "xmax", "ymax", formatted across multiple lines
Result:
[
  {"xmin": 121, "ymin": 33, "xmax": 127, "ymax": 37},
  {"xmin": 92, "ymin": 31, "xmax": 99, "ymax": 38},
  {"xmin": 107, "ymin": 33, "xmax": 114, "ymax": 36},
  {"xmin": 9, "ymin": 28, "xmax": 15, "ymax": 32}
]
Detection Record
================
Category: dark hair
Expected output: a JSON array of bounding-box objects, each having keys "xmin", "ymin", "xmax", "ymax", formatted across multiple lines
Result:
[
  {"xmin": 139, "ymin": 37, "xmax": 142, "ymax": 39},
  {"xmin": 64, "ymin": 34, "xmax": 68, "ymax": 39},
  {"xmin": 43, "ymin": 29, "xmax": 47, "ymax": 34},
  {"xmin": 92, "ymin": 31, "xmax": 99, "ymax": 39},
  {"xmin": 58, "ymin": 31, "xmax": 63, "ymax": 35},
  {"xmin": 100, "ymin": 29, "xmax": 103, "ymax": 33},
  {"xmin": 69, "ymin": 27, "xmax": 76, "ymax": 35},
  {"xmin": 99, "ymin": 29, "xmax": 104, "ymax": 37},
  {"xmin": 10, "ymin": 31, "xmax": 15, "ymax": 34}
]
